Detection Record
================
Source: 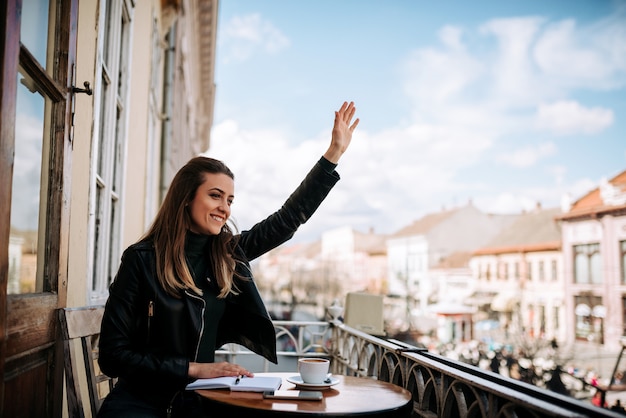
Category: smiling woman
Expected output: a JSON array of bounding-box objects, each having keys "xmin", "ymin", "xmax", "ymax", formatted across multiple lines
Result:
[{"xmin": 97, "ymin": 102, "xmax": 359, "ymax": 417}]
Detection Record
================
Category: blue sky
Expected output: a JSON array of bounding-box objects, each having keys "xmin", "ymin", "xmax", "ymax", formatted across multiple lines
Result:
[{"xmin": 208, "ymin": 0, "xmax": 626, "ymax": 243}]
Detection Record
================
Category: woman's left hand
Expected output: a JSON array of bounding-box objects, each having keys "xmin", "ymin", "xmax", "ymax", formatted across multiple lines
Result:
[
  {"xmin": 323, "ymin": 101, "xmax": 360, "ymax": 163},
  {"xmin": 188, "ymin": 361, "xmax": 254, "ymax": 379}
]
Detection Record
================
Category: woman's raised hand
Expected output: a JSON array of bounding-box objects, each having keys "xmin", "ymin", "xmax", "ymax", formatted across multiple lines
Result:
[{"xmin": 323, "ymin": 101, "xmax": 360, "ymax": 164}]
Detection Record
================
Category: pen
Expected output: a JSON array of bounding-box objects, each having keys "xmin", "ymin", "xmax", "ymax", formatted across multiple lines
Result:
[{"xmin": 234, "ymin": 375, "xmax": 243, "ymax": 385}]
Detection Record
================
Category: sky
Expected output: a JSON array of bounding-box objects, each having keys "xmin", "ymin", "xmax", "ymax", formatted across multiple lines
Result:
[{"xmin": 207, "ymin": 0, "xmax": 626, "ymax": 244}]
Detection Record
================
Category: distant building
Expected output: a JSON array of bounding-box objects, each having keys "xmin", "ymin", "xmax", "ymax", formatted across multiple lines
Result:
[
  {"xmin": 321, "ymin": 226, "xmax": 388, "ymax": 295},
  {"xmin": 557, "ymin": 169, "xmax": 626, "ymax": 352},
  {"xmin": 386, "ymin": 202, "xmax": 518, "ymax": 338},
  {"xmin": 254, "ymin": 226, "xmax": 388, "ymax": 319},
  {"xmin": 471, "ymin": 205, "xmax": 564, "ymax": 343}
]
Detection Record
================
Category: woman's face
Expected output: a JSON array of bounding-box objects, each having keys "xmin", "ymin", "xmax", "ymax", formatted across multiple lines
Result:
[{"xmin": 188, "ymin": 172, "xmax": 234, "ymax": 235}]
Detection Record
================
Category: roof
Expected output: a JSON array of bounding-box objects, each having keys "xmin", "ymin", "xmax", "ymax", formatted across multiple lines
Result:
[
  {"xmin": 433, "ymin": 251, "xmax": 473, "ymax": 269},
  {"xmin": 391, "ymin": 207, "xmax": 461, "ymax": 237},
  {"xmin": 474, "ymin": 207, "xmax": 562, "ymax": 255},
  {"xmin": 558, "ymin": 169, "xmax": 626, "ymax": 220},
  {"xmin": 353, "ymin": 230, "xmax": 388, "ymax": 255},
  {"xmin": 390, "ymin": 204, "xmax": 521, "ymax": 264},
  {"xmin": 271, "ymin": 240, "xmax": 321, "ymax": 258}
]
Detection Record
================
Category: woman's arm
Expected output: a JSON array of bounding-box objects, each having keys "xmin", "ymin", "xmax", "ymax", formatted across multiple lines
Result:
[
  {"xmin": 98, "ymin": 248, "xmax": 190, "ymax": 386},
  {"xmin": 238, "ymin": 102, "xmax": 359, "ymax": 259}
]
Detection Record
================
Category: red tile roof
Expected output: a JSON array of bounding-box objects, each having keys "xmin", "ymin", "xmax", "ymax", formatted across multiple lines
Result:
[{"xmin": 558, "ymin": 169, "xmax": 626, "ymax": 220}]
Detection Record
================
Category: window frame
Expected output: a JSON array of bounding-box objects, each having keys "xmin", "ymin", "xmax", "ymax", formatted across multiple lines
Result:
[
  {"xmin": 619, "ymin": 240, "xmax": 626, "ymax": 285},
  {"xmin": 573, "ymin": 243, "xmax": 602, "ymax": 284},
  {"xmin": 88, "ymin": 0, "xmax": 134, "ymax": 304}
]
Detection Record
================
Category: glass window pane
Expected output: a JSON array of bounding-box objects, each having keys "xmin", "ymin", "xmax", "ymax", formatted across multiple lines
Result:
[
  {"xmin": 9, "ymin": 68, "xmax": 46, "ymax": 294},
  {"xmin": 103, "ymin": 0, "xmax": 113, "ymax": 66},
  {"xmin": 20, "ymin": 0, "xmax": 51, "ymax": 67},
  {"xmin": 590, "ymin": 252, "xmax": 602, "ymax": 284},
  {"xmin": 574, "ymin": 249, "xmax": 589, "ymax": 284},
  {"xmin": 621, "ymin": 241, "xmax": 626, "ymax": 284}
]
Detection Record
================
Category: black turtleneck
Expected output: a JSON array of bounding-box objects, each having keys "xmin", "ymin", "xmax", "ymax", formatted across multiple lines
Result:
[{"xmin": 185, "ymin": 232, "xmax": 225, "ymax": 363}]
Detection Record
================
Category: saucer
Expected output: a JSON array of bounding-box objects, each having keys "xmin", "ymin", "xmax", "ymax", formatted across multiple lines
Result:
[{"xmin": 287, "ymin": 375, "xmax": 340, "ymax": 390}]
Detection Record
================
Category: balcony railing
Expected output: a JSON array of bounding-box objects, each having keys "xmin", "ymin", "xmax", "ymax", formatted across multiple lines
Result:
[{"xmin": 216, "ymin": 319, "xmax": 621, "ymax": 417}]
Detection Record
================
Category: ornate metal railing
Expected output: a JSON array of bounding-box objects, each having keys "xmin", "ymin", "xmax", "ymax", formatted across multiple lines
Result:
[{"xmin": 216, "ymin": 319, "xmax": 622, "ymax": 417}]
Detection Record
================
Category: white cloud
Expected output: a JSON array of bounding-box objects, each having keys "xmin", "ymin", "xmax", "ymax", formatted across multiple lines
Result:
[
  {"xmin": 480, "ymin": 17, "xmax": 546, "ymax": 106},
  {"xmin": 212, "ymin": 5, "xmax": 626, "ymax": 242},
  {"xmin": 14, "ymin": 113, "xmax": 43, "ymax": 175},
  {"xmin": 210, "ymin": 113, "xmax": 496, "ymax": 238},
  {"xmin": 535, "ymin": 100, "xmax": 614, "ymax": 135},
  {"xmin": 403, "ymin": 25, "xmax": 484, "ymax": 109},
  {"xmin": 474, "ymin": 192, "xmax": 539, "ymax": 215},
  {"xmin": 534, "ymin": 14, "xmax": 626, "ymax": 90},
  {"xmin": 496, "ymin": 142, "xmax": 557, "ymax": 168},
  {"xmin": 219, "ymin": 13, "xmax": 290, "ymax": 62},
  {"xmin": 547, "ymin": 164, "xmax": 567, "ymax": 187},
  {"xmin": 12, "ymin": 113, "xmax": 43, "ymax": 230},
  {"xmin": 568, "ymin": 177, "xmax": 600, "ymax": 204},
  {"xmin": 208, "ymin": 119, "xmax": 324, "ymax": 231},
  {"xmin": 397, "ymin": 9, "xmax": 623, "ymax": 226}
]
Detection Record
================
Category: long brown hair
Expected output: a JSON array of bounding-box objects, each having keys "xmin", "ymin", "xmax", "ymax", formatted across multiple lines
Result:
[{"xmin": 142, "ymin": 156, "xmax": 240, "ymax": 298}]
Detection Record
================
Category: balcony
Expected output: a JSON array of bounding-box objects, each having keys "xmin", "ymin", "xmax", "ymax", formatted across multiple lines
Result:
[{"xmin": 216, "ymin": 319, "xmax": 620, "ymax": 417}]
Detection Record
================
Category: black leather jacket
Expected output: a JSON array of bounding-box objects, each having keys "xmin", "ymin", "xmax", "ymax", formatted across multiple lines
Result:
[{"xmin": 98, "ymin": 158, "xmax": 339, "ymax": 402}]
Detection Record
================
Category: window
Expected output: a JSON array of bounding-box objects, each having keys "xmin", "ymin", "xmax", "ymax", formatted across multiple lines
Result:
[
  {"xmin": 538, "ymin": 261, "xmax": 545, "ymax": 281},
  {"xmin": 553, "ymin": 306, "xmax": 559, "ymax": 331},
  {"xmin": 621, "ymin": 241, "xmax": 626, "ymax": 285},
  {"xmin": 8, "ymin": 67, "xmax": 47, "ymax": 294},
  {"xmin": 551, "ymin": 259, "xmax": 558, "ymax": 282},
  {"xmin": 89, "ymin": 0, "xmax": 133, "ymax": 303},
  {"xmin": 144, "ymin": 15, "xmax": 166, "ymax": 227},
  {"xmin": 573, "ymin": 243, "xmax": 602, "ymax": 284},
  {"xmin": 623, "ymin": 296, "xmax": 626, "ymax": 337},
  {"xmin": 539, "ymin": 305, "xmax": 546, "ymax": 335},
  {"xmin": 575, "ymin": 295, "xmax": 603, "ymax": 343},
  {"xmin": 7, "ymin": 0, "xmax": 75, "ymax": 297},
  {"xmin": 514, "ymin": 262, "xmax": 520, "ymax": 280},
  {"xmin": 527, "ymin": 261, "xmax": 533, "ymax": 281}
]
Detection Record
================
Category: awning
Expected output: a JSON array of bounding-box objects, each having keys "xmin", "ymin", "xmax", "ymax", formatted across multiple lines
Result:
[
  {"xmin": 427, "ymin": 301, "xmax": 476, "ymax": 315},
  {"xmin": 490, "ymin": 291, "xmax": 519, "ymax": 312},
  {"xmin": 465, "ymin": 291, "xmax": 496, "ymax": 307}
]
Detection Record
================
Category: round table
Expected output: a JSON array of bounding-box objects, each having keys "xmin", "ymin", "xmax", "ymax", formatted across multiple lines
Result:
[{"xmin": 195, "ymin": 372, "xmax": 412, "ymax": 417}]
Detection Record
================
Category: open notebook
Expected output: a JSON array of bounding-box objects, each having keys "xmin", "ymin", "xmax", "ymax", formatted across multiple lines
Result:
[{"xmin": 185, "ymin": 375, "xmax": 282, "ymax": 392}]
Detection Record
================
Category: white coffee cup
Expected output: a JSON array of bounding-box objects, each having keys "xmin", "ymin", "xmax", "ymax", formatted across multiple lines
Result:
[{"xmin": 298, "ymin": 358, "xmax": 330, "ymax": 384}]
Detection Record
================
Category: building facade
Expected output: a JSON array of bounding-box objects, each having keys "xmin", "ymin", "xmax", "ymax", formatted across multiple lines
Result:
[
  {"xmin": 558, "ymin": 169, "xmax": 626, "ymax": 353},
  {"xmin": 0, "ymin": 1, "xmax": 218, "ymax": 416},
  {"xmin": 385, "ymin": 202, "xmax": 518, "ymax": 332},
  {"xmin": 470, "ymin": 206, "xmax": 565, "ymax": 344},
  {"xmin": 253, "ymin": 226, "xmax": 388, "ymax": 320}
]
